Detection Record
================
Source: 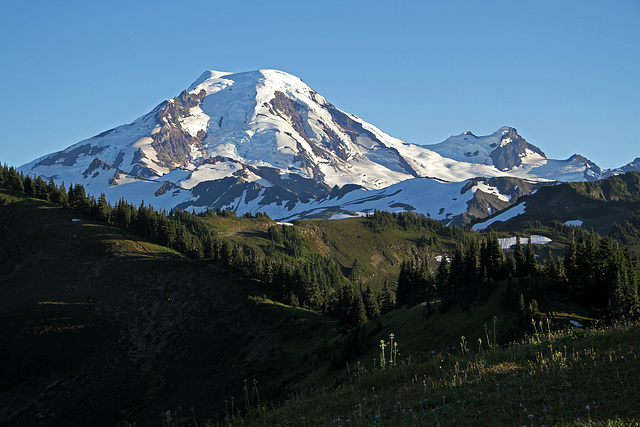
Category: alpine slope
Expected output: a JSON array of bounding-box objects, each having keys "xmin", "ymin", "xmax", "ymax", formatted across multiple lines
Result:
[{"xmin": 20, "ymin": 69, "xmax": 640, "ymax": 223}]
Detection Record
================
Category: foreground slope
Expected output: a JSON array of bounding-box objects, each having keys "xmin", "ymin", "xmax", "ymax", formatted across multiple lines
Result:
[
  {"xmin": 3, "ymin": 171, "xmax": 640, "ymax": 425},
  {"xmin": 234, "ymin": 321, "xmax": 640, "ymax": 426},
  {"xmin": 0, "ymin": 189, "xmax": 288, "ymax": 426}
]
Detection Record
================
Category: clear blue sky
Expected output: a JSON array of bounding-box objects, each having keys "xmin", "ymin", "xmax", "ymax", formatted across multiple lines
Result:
[{"xmin": 1, "ymin": 0, "xmax": 638, "ymax": 169}]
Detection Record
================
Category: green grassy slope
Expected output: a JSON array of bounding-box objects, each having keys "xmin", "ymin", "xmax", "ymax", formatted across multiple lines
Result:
[
  {"xmin": 2, "ymin": 175, "xmax": 638, "ymax": 426},
  {"xmin": 0, "ymin": 189, "xmax": 294, "ymax": 426},
  {"xmin": 230, "ymin": 322, "xmax": 640, "ymax": 426},
  {"xmin": 485, "ymin": 172, "xmax": 640, "ymax": 236}
]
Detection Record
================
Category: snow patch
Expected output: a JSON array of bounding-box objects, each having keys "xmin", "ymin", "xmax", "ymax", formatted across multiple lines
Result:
[
  {"xmin": 570, "ymin": 320, "xmax": 583, "ymax": 328},
  {"xmin": 472, "ymin": 203, "xmax": 526, "ymax": 230},
  {"xmin": 329, "ymin": 212, "xmax": 366, "ymax": 220},
  {"xmin": 180, "ymin": 105, "xmax": 210, "ymax": 137},
  {"xmin": 564, "ymin": 220, "xmax": 583, "ymax": 226},
  {"xmin": 498, "ymin": 235, "xmax": 552, "ymax": 249},
  {"xmin": 499, "ymin": 137, "xmax": 512, "ymax": 148}
]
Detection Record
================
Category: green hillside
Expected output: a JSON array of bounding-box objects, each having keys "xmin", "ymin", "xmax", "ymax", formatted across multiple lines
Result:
[
  {"xmin": 232, "ymin": 321, "xmax": 640, "ymax": 426},
  {"xmin": 2, "ymin": 165, "xmax": 640, "ymax": 426},
  {"xmin": 0, "ymin": 188, "xmax": 293, "ymax": 425},
  {"xmin": 485, "ymin": 172, "xmax": 640, "ymax": 238}
]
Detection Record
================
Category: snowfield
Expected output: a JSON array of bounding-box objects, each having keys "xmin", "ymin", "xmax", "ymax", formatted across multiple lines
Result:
[{"xmin": 18, "ymin": 68, "xmax": 639, "ymax": 222}]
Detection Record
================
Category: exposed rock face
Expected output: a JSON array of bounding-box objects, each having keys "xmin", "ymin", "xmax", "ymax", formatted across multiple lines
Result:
[
  {"xmin": 82, "ymin": 158, "xmax": 113, "ymax": 179},
  {"xmin": 268, "ymin": 90, "xmax": 419, "ymax": 180},
  {"xmin": 35, "ymin": 144, "xmax": 105, "ymax": 167},
  {"xmin": 150, "ymin": 89, "xmax": 208, "ymax": 170},
  {"xmin": 490, "ymin": 128, "xmax": 546, "ymax": 171},
  {"xmin": 154, "ymin": 181, "xmax": 181, "ymax": 197},
  {"xmin": 182, "ymin": 176, "xmax": 249, "ymax": 209},
  {"xmin": 486, "ymin": 176, "xmax": 539, "ymax": 200},
  {"xmin": 567, "ymin": 154, "xmax": 601, "ymax": 170},
  {"xmin": 610, "ymin": 157, "xmax": 640, "ymax": 176},
  {"xmin": 323, "ymin": 101, "xmax": 379, "ymax": 149},
  {"xmin": 269, "ymin": 91, "xmax": 321, "ymax": 149},
  {"xmin": 268, "ymin": 91, "xmax": 335, "ymax": 179},
  {"xmin": 453, "ymin": 176, "xmax": 536, "ymax": 225}
]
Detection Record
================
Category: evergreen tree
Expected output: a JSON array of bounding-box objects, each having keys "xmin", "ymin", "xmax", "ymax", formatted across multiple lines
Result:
[
  {"xmin": 348, "ymin": 293, "xmax": 368, "ymax": 327},
  {"xmin": 482, "ymin": 232, "xmax": 504, "ymax": 281},
  {"xmin": 350, "ymin": 257, "xmax": 361, "ymax": 282},
  {"xmin": 524, "ymin": 236, "xmax": 538, "ymax": 277},
  {"xmin": 513, "ymin": 236, "xmax": 525, "ymax": 277},
  {"xmin": 435, "ymin": 255, "xmax": 450, "ymax": 298},
  {"xmin": 447, "ymin": 246, "xmax": 464, "ymax": 299},
  {"xmin": 33, "ymin": 176, "xmax": 48, "ymax": 200},
  {"xmin": 396, "ymin": 259, "xmax": 412, "ymax": 307},
  {"xmin": 596, "ymin": 236, "xmax": 617, "ymax": 296},
  {"xmin": 7, "ymin": 167, "xmax": 24, "ymax": 192},
  {"xmin": 302, "ymin": 279, "xmax": 322, "ymax": 311},
  {"xmin": 337, "ymin": 282, "xmax": 356, "ymax": 320},
  {"xmin": 543, "ymin": 247, "xmax": 558, "ymax": 279},
  {"xmin": 564, "ymin": 234, "xmax": 578, "ymax": 288},
  {"xmin": 380, "ymin": 280, "xmax": 395, "ymax": 314},
  {"xmin": 363, "ymin": 285, "xmax": 380, "ymax": 320},
  {"xmin": 504, "ymin": 255, "xmax": 516, "ymax": 278},
  {"xmin": 23, "ymin": 175, "xmax": 33, "ymax": 196},
  {"xmin": 463, "ymin": 237, "xmax": 481, "ymax": 287},
  {"xmin": 95, "ymin": 194, "xmax": 109, "ymax": 222}
]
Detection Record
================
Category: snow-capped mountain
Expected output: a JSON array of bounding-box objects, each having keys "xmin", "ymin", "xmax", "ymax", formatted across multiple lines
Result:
[{"xmin": 19, "ymin": 69, "xmax": 638, "ymax": 222}]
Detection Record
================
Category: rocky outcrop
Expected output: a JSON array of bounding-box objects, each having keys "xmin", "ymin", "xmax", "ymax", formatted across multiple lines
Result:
[
  {"xmin": 490, "ymin": 128, "xmax": 546, "ymax": 171},
  {"xmin": 268, "ymin": 91, "xmax": 328, "ymax": 180},
  {"xmin": 35, "ymin": 144, "xmax": 105, "ymax": 167},
  {"xmin": 154, "ymin": 181, "xmax": 181, "ymax": 197},
  {"xmin": 455, "ymin": 176, "xmax": 542, "ymax": 225},
  {"xmin": 82, "ymin": 157, "xmax": 113, "ymax": 179},
  {"xmin": 150, "ymin": 89, "xmax": 208, "ymax": 169}
]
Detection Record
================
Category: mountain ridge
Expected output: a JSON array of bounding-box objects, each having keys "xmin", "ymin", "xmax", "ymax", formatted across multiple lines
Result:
[{"xmin": 19, "ymin": 69, "xmax": 639, "ymax": 222}]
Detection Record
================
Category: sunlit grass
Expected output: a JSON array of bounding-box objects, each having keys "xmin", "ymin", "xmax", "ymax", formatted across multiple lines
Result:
[{"xmin": 176, "ymin": 322, "xmax": 640, "ymax": 426}]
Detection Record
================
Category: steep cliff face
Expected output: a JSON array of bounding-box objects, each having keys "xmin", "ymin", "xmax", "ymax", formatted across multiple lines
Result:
[
  {"xmin": 150, "ymin": 89, "xmax": 208, "ymax": 171},
  {"xmin": 489, "ymin": 127, "xmax": 546, "ymax": 171}
]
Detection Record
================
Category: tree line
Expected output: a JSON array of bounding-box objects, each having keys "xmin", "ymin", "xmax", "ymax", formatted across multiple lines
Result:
[
  {"xmin": 0, "ymin": 164, "xmax": 385, "ymax": 326},
  {"xmin": 395, "ymin": 226, "xmax": 640, "ymax": 321},
  {"xmin": 3, "ymin": 164, "xmax": 638, "ymax": 326}
]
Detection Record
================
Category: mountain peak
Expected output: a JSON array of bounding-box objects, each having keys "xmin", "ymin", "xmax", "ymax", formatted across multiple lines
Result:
[
  {"xmin": 490, "ymin": 127, "xmax": 546, "ymax": 171},
  {"xmin": 187, "ymin": 69, "xmax": 307, "ymax": 93},
  {"xmin": 425, "ymin": 126, "xmax": 547, "ymax": 171},
  {"xmin": 188, "ymin": 70, "xmax": 233, "ymax": 91},
  {"xmin": 19, "ymin": 69, "xmax": 618, "ymax": 222}
]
